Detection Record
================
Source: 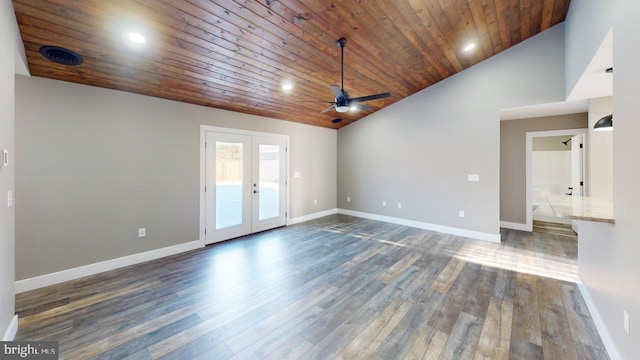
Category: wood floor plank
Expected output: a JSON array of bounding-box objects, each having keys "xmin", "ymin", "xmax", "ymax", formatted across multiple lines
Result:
[
  {"xmin": 427, "ymin": 263, "xmax": 481, "ymax": 334},
  {"xmin": 509, "ymin": 337, "xmax": 544, "ymax": 360},
  {"xmin": 338, "ymin": 300, "xmax": 413, "ymax": 359},
  {"xmin": 262, "ymin": 335, "xmax": 313, "ymax": 360},
  {"xmin": 299, "ymin": 305, "xmax": 381, "ymax": 360},
  {"xmin": 155, "ymin": 308, "xmax": 270, "ymax": 360},
  {"xmin": 300, "ymin": 279, "xmax": 387, "ymax": 345},
  {"xmin": 429, "ymin": 257, "xmax": 466, "ymax": 294},
  {"xmin": 13, "ymin": 215, "xmax": 608, "ymax": 360},
  {"xmin": 511, "ymin": 272, "xmax": 542, "ymax": 346},
  {"xmin": 537, "ymin": 277, "xmax": 579, "ymax": 360},
  {"xmin": 224, "ymin": 285, "xmax": 337, "ymax": 352},
  {"xmin": 226, "ymin": 305, "xmax": 325, "ymax": 360},
  {"xmin": 492, "ymin": 269, "xmax": 516, "ymax": 302},
  {"xmin": 438, "ymin": 311, "xmax": 484, "ymax": 360},
  {"xmin": 376, "ymin": 252, "xmax": 422, "ymax": 284},
  {"xmin": 375, "ymin": 289, "xmax": 444, "ymax": 359},
  {"xmin": 422, "ymin": 330, "xmax": 449, "ymax": 360},
  {"xmin": 558, "ymin": 283, "xmax": 607, "ymax": 349},
  {"xmin": 402, "ymin": 325, "xmax": 439, "ymax": 359},
  {"xmin": 462, "ymin": 268, "xmax": 498, "ymax": 319},
  {"xmin": 473, "ymin": 297, "xmax": 513, "ymax": 360}
]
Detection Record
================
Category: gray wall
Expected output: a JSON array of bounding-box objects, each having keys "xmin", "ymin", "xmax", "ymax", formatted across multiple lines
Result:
[
  {"xmin": 0, "ymin": 1, "xmax": 17, "ymax": 339},
  {"xmin": 611, "ymin": 1, "xmax": 640, "ymax": 355},
  {"xmin": 532, "ymin": 136, "xmax": 574, "ymax": 151},
  {"xmin": 564, "ymin": 0, "xmax": 613, "ymax": 98},
  {"xmin": 15, "ymin": 76, "xmax": 336, "ymax": 280},
  {"xmin": 500, "ymin": 114, "xmax": 587, "ymax": 225},
  {"xmin": 577, "ymin": 0, "xmax": 640, "ymax": 358},
  {"xmin": 338, "ymin": 24, "xmax": 566, "ymax": 237},
  {"xmin": 588, "ymin": 96, "xmax": 613, "ymax": 202}
]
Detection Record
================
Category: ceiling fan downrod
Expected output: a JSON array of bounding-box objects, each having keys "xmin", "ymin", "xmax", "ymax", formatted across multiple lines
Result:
[{"xmin": 337, "ymin": 38, "xmax": 347, "ymax": 91}]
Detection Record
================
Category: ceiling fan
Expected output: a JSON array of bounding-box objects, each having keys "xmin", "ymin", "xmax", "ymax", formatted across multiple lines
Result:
[{"xmin": 318, "ymin": 38, "xmax": 391, "ymax": 114}]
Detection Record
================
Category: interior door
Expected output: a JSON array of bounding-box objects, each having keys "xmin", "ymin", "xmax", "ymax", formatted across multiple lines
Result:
[
  {"xmin": 571, "ymin": 134, "xmax": 584, "ymax": 196},
  {"xmin": 205, "ymin": 131, "xmax": 287, "ymax": 244}
]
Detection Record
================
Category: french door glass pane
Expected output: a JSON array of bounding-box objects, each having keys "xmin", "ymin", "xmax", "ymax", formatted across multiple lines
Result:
[
  {"xmin": 258, "ymin": 144, "xmax": 280, "ymax": 220},
  {"xmin": 216, "ymin": 141, "xmax": 243, "ymax": 229}
]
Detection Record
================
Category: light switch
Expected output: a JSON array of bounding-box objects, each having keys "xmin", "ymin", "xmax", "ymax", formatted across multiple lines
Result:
[
  {"xmin": 468, "ymin": 174, "xmax": 479, "ymax": 182},
  {"xmin": 293, "ymin": 172, "xmax": 300, "ymax": 178},
  {"xmin": 7, "ymin": 191, "xmax": 13, "ymax": 208},
  {"xmin": 2, "ymin": 149, "xmax": 8, "ymax": 167}
]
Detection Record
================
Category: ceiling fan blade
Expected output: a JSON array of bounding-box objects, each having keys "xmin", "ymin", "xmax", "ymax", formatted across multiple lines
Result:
[
  {"xmin": 349, "ymin": 92, "xmax": 391, "ymax": 103},
  {"xmin": 297, "ymin": 100, "xmax": 335, "ymax": 103},
  {"xmin": 330, "ymin": 85, "xmax": 345, "ymax": 100},
  {"xmin": 320, "ymin": 104, "xmax": 336, "ymax": 114},
  {"xmin": 350, "ymin": 103, "xmax": 373, "ymax": 111}
]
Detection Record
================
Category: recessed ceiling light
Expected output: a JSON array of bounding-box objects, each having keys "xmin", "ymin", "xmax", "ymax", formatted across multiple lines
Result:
[
  {"xmin": 128, "ymin": 33, "xmax": 146, "ymax": 44},
  {"xmin": 464, "ymin": 43, "xmax": 476, "ymax": 52},
  {"xmin": 282, "ymin": 83, "xmax": 293, "ymax": 92}
]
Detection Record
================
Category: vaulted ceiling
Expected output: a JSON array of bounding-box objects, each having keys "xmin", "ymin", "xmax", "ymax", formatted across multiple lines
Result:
[{"xmin": 12, "ymin": 0, "xmax": 571, "ymax": 129}]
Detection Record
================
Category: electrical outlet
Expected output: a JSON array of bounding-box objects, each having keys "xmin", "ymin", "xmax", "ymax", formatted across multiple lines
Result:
[
  {"xmin": 138, "ymin": 228, "xmax": 146, "ymax": 238},
  {"xmin": 2, "ymin": 149, "xmax": 8, "ymax": 167},
  {"xmin": 397, "ymin": 202, "xmax": 402, "ymax": 209},
  {"xmin": 624, "ymin": 310, "xmax": 630, "ymax": 335},
  {"xmin": 313, "ymin": 199, "xmax": 317, "ymax": 205},
  {"xmin": 459, "ymin": 210, "xmax": 465, "ymax": 218},
  {"xmin": 347, "ymin": 196, "xmax": 351, "ymax": 202},
  {"xmin": 382, "ymin": 201, "xmax": 387, "ymax": 207}
]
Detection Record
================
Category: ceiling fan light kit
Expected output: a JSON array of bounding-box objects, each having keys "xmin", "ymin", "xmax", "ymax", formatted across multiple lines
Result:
[{"xmin": 319, "ymin": 38, "xmax": 391, "ymax": 116}]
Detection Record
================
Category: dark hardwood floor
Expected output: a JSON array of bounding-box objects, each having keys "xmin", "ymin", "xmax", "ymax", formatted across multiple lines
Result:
[{"xmin": 15, "ymin": 215, "xmax": 608, "ymax": 359}]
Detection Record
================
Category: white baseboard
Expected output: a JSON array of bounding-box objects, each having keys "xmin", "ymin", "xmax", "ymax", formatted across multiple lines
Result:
[
  {"xmin": 577, "ymin": 278, "xmax": 621, "ymax": 360},
  {"xmin": 2, "ymin": 315, "xmax": 18, "ymax": 341},
  {"xmin": 287, "ymin": 208, "xmax": 338, "ymax": 225},
  {"xmin": 500, "ymin": 221, "xmax": 532, "ymax": 232},
  {"xmin": 15, "ymin": 240, "xmax": 203, "ymax": 293},
  {"xmin": 339, "ymin": 209, "xmax": 501, "ymax": 243}
]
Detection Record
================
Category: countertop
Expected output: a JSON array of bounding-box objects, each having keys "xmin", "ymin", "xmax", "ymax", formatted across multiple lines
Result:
[{"xmin": 547, "ymin": 195, "xmax": 615, "ymax": 224}]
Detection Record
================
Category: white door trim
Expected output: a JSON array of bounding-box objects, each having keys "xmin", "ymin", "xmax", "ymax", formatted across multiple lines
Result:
[
  {"xmin": 525, "ymin": 128, "xmax": 588, "ymax": 231},
  {"xmin": 199, "ymin": 125, "xmax": 289, "ymax": 246}
]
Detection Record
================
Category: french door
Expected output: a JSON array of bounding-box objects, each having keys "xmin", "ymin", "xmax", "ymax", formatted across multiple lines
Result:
[{"xmin": 204, "ymin": 129, "xmax": 288, "ymax": 244}]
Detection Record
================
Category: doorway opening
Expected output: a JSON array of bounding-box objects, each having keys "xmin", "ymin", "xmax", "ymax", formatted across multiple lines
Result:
[{"xmin": 525, "ymin": 128, "xmax": 587, "ymax": 231}]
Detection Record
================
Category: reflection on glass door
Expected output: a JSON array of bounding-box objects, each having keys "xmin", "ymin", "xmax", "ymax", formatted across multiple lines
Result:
[
  {"xmin": 215, "ymin": 142, "xmax": 244, "ymax": 229},
  {"xmin": 258, "ymin": 144, "xmax": 280, "ymax": 220},
  {"xmin": 205, "ymin": 130, "xmax": 287, "ymax": 244},
  {"xmin": 252, "ymin": 137, "xmax": 287, "ymax": 233},
  {"xmin": 205, "ymin": 133, "xmax": 251, "ymax": 244}
]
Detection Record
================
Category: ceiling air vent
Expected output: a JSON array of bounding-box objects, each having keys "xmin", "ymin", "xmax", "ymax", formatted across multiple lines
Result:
[{"xmin": 39, "ymin": 46, "xmax": 84, "ymax": 66}]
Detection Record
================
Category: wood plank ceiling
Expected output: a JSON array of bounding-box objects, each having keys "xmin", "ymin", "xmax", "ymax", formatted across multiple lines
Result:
[{"xmin": 12, "ymin": 0, "xmax": 571, "ymax": 129}]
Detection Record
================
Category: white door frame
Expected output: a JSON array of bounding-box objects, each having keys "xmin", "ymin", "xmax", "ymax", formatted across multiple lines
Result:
[
  {"xmin": 199, "ymin": 125, "xmax": 290, "ymax": 246},
  {"xmin": 524, "ymin": 128, "xmax": 588, "ymax": 232}
]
